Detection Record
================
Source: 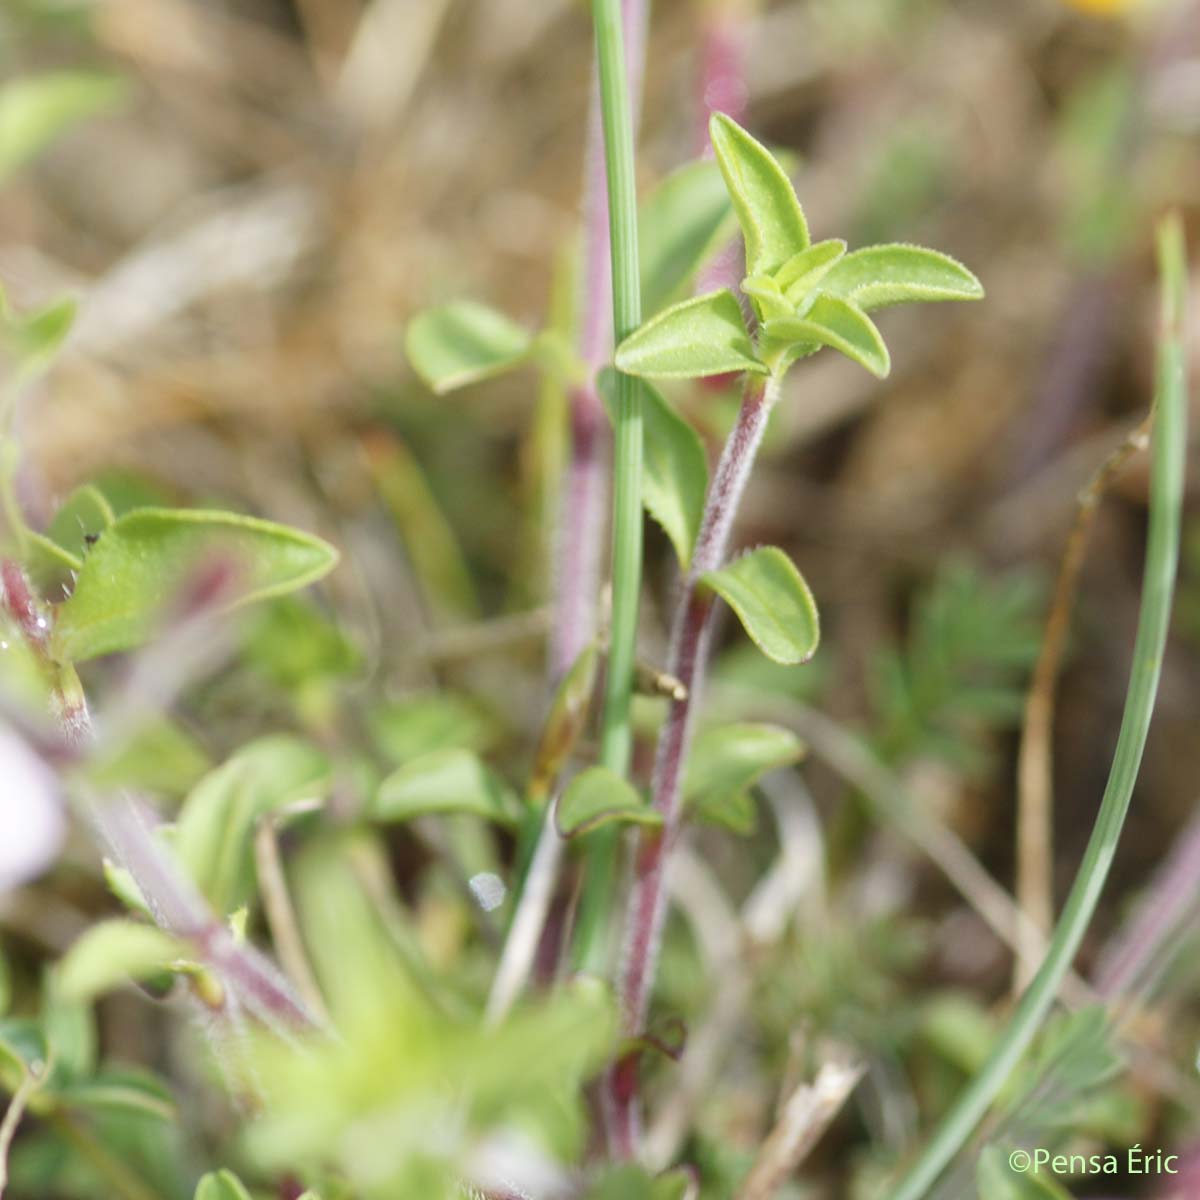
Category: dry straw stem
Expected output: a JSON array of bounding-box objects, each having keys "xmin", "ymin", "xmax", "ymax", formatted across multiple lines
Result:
[
  {"xmin": 1013, "ymin": 413, "xmax": 1151, "ymax": 993},
  {"xmin": 254, "ymin": 806, "xmax": 330, "ymax": 1024},
  {"xmin": 734, "ymin": 1056, "xmax": 865, "ymax": 1200}
]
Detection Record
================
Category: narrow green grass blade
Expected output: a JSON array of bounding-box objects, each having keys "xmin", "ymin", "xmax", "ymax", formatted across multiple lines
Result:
[
  {"xmin": 573, "ymin": 0, "xmax": 645, "ymax": 975},
  {"xmin": 889, "ymin": 214, "xmax": 1188, "ymax": 1200}
]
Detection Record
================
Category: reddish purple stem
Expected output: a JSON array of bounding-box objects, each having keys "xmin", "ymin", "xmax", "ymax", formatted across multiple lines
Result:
[
  {"xmin": 1, "ymin": 558, "xmax": 50, "ymax": 651},
  {"xmin": 2, "ymin": 557, "xmax": 317, "ymax": 1035},
  {"xmin": 606, "ymin": 373, "xmax": 776, "ymax": 1156},
  {"xmin": 96, "ymin": 795, "xmax": 316, "ymax": 1032}
]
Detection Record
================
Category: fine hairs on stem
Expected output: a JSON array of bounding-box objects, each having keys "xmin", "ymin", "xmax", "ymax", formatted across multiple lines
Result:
[
  {"xmin": 606, "ymin": 371, "xmax": 780, "ymax": 1156},
  {"xmin": 889, "ymin": 213, "xmax": 1188, "ymax": 1200},
  {"xmin": 0, "ymin": 557, "xmax": 318, "ymax": 1037}
]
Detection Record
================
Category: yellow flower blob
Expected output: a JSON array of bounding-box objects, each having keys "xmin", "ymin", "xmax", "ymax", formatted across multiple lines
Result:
[{"xmin": 1064, "ymin": 0, "xmax": 1133, "ymax": 14}]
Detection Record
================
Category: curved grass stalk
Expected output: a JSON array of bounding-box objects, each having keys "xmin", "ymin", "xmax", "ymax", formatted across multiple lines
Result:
[{"xmin": 889, "ymin": 214, "xmax": 1188, "ymax": 1200}]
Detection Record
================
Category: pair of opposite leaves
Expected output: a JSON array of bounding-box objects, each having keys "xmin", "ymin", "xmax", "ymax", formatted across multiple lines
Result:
[
  {"xmin": 405, "ymin": 113, "xmax": 982, "ymax": 671},
  {"xmin": 615, "ymin": 113, "xmax": 983, "ymax": 385},
  {"xmin": 406, "ymin": 115, "xmax": 982, "ymax": 394}
]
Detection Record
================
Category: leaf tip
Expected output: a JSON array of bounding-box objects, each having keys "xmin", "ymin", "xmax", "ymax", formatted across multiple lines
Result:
[{"xmin": 708, "ymin": 110, "xmax": 736, "ymax": 144}]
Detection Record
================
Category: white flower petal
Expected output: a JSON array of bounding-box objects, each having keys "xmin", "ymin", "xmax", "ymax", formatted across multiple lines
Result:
[{"xmin": 0, "ymin": 725, "xmax": 65, "ymax": 892}]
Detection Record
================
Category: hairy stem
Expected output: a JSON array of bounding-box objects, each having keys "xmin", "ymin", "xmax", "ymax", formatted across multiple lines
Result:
[
  {"xmin": 0, "ymin": 558, "xmax": 317, "ymax": 1035},
  {"xmin": 255, "ymin": 811, "xmax": 331, "ymax": 1024},
  {"xmin": 606, "ymin": 371, "xmax": 777, "ymax": 1156},
  {"xmin": 890, "ymin": 215, "xmax": 1188, "ymax": 1200}
]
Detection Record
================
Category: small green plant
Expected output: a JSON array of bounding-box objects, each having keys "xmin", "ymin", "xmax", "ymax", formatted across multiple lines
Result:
[
  {"xmin": 0, "ymin": 1, "xmax": 1191, "ymax": 1198},
  {"xmin": 597, "ymin": 109, "xmax": 981, "ymax": 1155}
]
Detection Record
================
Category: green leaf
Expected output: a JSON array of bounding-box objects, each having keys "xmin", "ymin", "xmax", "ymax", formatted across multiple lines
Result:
[
  {"xmin": 709, "ymin": 113, "xmax": 809, "ymax": 275},
  {"xmin": 556, "ymin": 767, "xmax": 663, "ymax": 838},
  {"xmin": 586, "ymin": 1165, "xmax": 695, "ymax": 1200},
  {"xmin": 24, "ymin": 483, "xmax": 114, "ymax": 595},
  {"xmin": 41, "ymin": 972, "xmax": 95, "ymax": 1082},
  {"xmin": 58, "ymin": 1067, "xmax": 176, "ymax": 1122},
  {"xmin": 614, "ymin": 289, "xmax": 765, "ymax": 380},
  {"xmin": 0, "ymin": 1020, "xmax": 47, "ymax": 1084},
  {"xmin": 244, "ymin": 596, "xmax": 360, "ymax": 688},
  {"xmin": 102, "ymin": 860, "xmax": 152, "ymax": 919},
  {"xmin": 529, "ymin": 643, "xmax": 599, "ymax": 801},
  {"xmin": 87, "ymin": 469, "xmax": 173, "ymax": 516},
  {"xmin": 52, "ymin": 507, "xmax": 339, "ymax": 662},
  {"xmin": 652, "ymin": 1168, "xmax": 697, "ymax": 1200},
  {"xmin": 701, "ymin": 546, "xmax": 820, "ymax": 665},
  {"xmin": 0, "ymin": 72, "xmax": 129, "ymax": 183},
  {"xmin": 764, "ymin": 294, "xmax": 890, "ymax": 378},
  {"xmin": 23, "ymin": 532, "xmax": 81, "ymax": 597},
  {"xmin": 920, "ymin": 992, "xmax": 997, "ymax": 1076},
  {"xmin": 57, "ymin": 920, "xmax": 185, "ymax": 1002},
  {"xmin": 368, "ymin": 692, "xmax": 495, "ymax": 765},
  {"xmin": 587, "ymin": 1166, "xmax": 659, "ymax": 1200},
  {"xmin": 684, "ymin": 723, "xmax": 804, "ymax": 829},
  {"xmin": 0, "ymin": 291, "xmax": 77, "ymax": 375},
  {"xmin": 374, "ymin": 748, "xmax": 520, "ymax": 827},
  {"xmin": 697, "ymin": 788, "xmax": 758, "ymax": 835},
  {"xmin": 976, "ymin": 1145, "xmax": 1074, "ymax": 1200},
  {"xmin": 740, "ymin": 274, "xmax": 793, "ymax": 323},
  {"xmin": 175, "ymin": 736, "xmax": 331, "ymax": 913},
  {"xmin": 87, "ymin": 719, "xmax": 211, "ymax": 797},
  {"xmin": 639, "ymin": 158, "xmax": 735, "ymax": 314},
  {"xmin": 776, "ymin": 238, "xmax": 848, "ymax": 303},
  {"xmin": 366, "ymin": 434, "xmax": 481, "ymax": 622},
  {"xmin": 404, "ymin": 300, "xmax": 533, "ymax": 394},
  {"xmin": 194, "ymin": 1170, "xmax": 253, "ymax": 1200},
  {"xmin": 819, "ymin": 243, "xmax": 983, "ymax": 311},
  {"xmin": 599, "ymin": 369, "xmax": 707, "ymax": 568},
  {"xmin": 45, "ymin": 484, "xmax": 116, "ymax": 562},
  {"xmin": 1001, "ymin": 1007, "xmax": 1124, "ymax": 1131}
]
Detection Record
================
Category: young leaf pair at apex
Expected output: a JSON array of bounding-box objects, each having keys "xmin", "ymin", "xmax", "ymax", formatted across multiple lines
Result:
[
  {"xmin": 407, "ymin": 113, "xmax": 982, "ymax": 670},
  {"xmin": 407, "ymin": 113, "xmax": 982, "ymax": 396},
  {"xmin": 617, "ymin": 113, "xmax": 984, "ymax": 385}
]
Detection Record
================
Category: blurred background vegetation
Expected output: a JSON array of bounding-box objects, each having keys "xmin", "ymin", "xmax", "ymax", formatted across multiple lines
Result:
[{"xmin": 1, "ymin": 0, "xmax": 1199, "ymax": 1197}]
